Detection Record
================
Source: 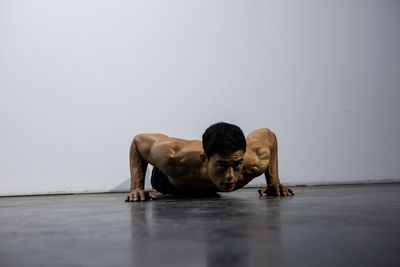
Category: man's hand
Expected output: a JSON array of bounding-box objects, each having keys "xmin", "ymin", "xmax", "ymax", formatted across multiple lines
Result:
[
  {"xmin": 258, "ymin": 184, "xmax": 294, "ymax": 197},
  {"xmin": 125, "ymin": 189, "xmax": 157, "ymax": 202}
]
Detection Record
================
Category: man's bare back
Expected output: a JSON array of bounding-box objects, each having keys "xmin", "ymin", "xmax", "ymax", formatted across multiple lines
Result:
[{"xmin": 125, "ymin": 123, "xmax": 294, "ymax": 201}]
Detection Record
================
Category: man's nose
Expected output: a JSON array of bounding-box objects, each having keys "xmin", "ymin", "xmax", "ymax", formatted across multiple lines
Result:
[{"xmin": 225, "ymin": 167, "xmax": 235, "ymax": 181}]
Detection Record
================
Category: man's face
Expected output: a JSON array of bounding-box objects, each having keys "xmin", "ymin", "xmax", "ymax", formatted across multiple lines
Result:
[{"xmin": 203, "ymin": 150, "xmax": 245, "ymax": 192}]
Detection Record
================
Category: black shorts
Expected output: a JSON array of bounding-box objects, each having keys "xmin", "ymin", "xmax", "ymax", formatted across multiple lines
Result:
[
  {"xmin": 150, "ymin": 167, "xmax": 181, "ymax": 195},
  {"xmin": 150, "ymin": 166, "xmax": 218, "ymax": 196}
]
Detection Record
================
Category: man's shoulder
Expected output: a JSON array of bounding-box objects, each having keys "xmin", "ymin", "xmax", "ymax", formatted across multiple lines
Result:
[
  {"xmin": 246, "ymin": 128, "xmax": 276, "ymax": 148},
  {"xmin": 247, "ymin": 128, "xmax": 275, "ymax": 139},
  {"xmin": 146, "ymin": 135, "xmax": 201, "ymax": 167},
  {"xmin": 151, "ymin": 135, "xmax": 200, "ymax": 153},
  {"xmin": 135, "ymin": 133, "xmax": 191, "ymax": 150}
]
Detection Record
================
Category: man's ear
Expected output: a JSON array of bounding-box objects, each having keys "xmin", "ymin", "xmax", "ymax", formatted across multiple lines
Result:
[{"xmin": 200, "ymin": 153, "xmax": 208, "ymax": 164}]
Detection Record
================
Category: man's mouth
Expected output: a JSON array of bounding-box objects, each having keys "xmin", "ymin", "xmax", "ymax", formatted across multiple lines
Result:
[{"xmin": 223, "ymin": 182, "xmax": 235, "ymax": 189}]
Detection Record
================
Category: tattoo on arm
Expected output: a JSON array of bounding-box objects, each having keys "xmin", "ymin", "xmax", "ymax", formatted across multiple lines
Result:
[{"xmin": 129, "ymin": 136, "xmax": 148, "ymax": 191}]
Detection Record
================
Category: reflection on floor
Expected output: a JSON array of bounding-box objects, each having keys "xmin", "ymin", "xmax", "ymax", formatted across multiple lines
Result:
[{"xmin": 1, "ymin": 184, "xmax": 400, "ymax": 267}]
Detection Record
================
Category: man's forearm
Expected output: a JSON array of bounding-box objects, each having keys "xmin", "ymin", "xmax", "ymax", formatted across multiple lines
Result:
[
  {"xmin": 265, "ymin": 131, "xmax": 280, "ymax": 185},
  {"xmin": 266, "ymin": 172, "xmax": 280, "ymax": 185},
  {"xmin": 129, "ymin": 137, "xmax": 148, "ymax": 191}
]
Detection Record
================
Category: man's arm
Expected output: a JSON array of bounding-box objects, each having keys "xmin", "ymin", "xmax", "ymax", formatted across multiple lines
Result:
[
  {"xmin": 259, "ymin": 130, "xmax": 294, "ymax": 196},
  {"xmin": 265, "ymin": 130, "xmax": 280, "ymax": 186},
  {"xmin": 125, "ymin": 134, "xmax": 167, "ymax": 202},
  {"xmin": 129, "ymin": 135, "xmax": 148, "ymax": 191}
]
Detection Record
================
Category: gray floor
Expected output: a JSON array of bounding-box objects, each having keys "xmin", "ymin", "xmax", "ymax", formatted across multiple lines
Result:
[{"xmin": 1, "ymin": 184, "xmax": 400, "ymax": 267}]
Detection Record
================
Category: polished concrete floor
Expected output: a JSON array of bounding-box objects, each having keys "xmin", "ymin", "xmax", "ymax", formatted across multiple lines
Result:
[{"xmin": 1, "ymin": 184, "xmax": 400, "ymax": 267}]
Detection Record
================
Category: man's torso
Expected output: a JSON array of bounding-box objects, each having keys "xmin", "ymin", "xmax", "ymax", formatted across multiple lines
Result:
[{"xmin": 148, "ymin": 128, "xmax": 274, "ymax": 192}]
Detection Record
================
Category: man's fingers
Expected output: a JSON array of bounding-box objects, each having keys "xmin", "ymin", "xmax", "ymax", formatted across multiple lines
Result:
[
  {"xmin": 282, "ymin": 187, "xmax": 289, "ymax": 196},
  {"xmin": 258, "ymin": 188, "xmax": 267, "ymax": 196},
  {"xmin": 275, "ymin": 184, "xmax": 281, "ymax": 196},
  {"xmin": 139, "ymin": 191, "xmax": 146, "ymax": 201},
  {"xmin": 258, "ymin": 185, "xmax": 294, "ymax": 197},
  {"xmin": 264, "ymin": 186, "xmax": 275, "ymax": 196},
  {"xmin": 148, "ymin": 192, "xmax": 157, "ymax": 200},
  {"xmin": 126, "ymin": 190, "xmax": 157, "ymax": 202}
]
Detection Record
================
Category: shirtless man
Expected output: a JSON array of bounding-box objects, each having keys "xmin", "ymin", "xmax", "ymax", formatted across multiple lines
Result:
[{"xmin": 125, "ymin": 122, "xmax": 294, "ymax": 202}]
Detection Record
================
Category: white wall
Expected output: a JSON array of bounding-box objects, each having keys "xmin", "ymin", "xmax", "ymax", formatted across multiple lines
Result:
[{"xmin": 1, "ymin": 0, "xmax": 399, "ymax": 195}]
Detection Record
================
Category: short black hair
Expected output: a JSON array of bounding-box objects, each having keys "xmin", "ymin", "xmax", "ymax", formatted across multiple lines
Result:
[{"xmin": 202, "ymin": 122, "xmax": 246, "ymax": 158}]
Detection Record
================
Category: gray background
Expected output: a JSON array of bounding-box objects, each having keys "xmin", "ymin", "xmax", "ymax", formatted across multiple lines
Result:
[{"xmin": 1, "ymin": 0, "xmax": 399, "ymax": 195}]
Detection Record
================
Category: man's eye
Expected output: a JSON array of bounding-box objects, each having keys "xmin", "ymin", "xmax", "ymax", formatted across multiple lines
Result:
[
  {"xmin": 234, "ymin": 163, "xmax": 242, "ymax": 168},
  {"xmin": 217, "ymin": 164, "xmax": 225, "ymax": 168}
]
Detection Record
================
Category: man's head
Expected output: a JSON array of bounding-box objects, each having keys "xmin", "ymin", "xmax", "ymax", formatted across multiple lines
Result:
[{"xmin": 200, "ymin": 122, "xmax": 246, "ymax": 192}]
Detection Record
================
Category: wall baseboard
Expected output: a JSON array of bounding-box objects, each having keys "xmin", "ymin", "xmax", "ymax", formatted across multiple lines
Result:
[
  {"xmin": 1, "ymin": 179, "xmax": 400, "ymax": 198},
  {"xmin": 248, "ymin": 179, "xmax": 400, "ymax": 188}
]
